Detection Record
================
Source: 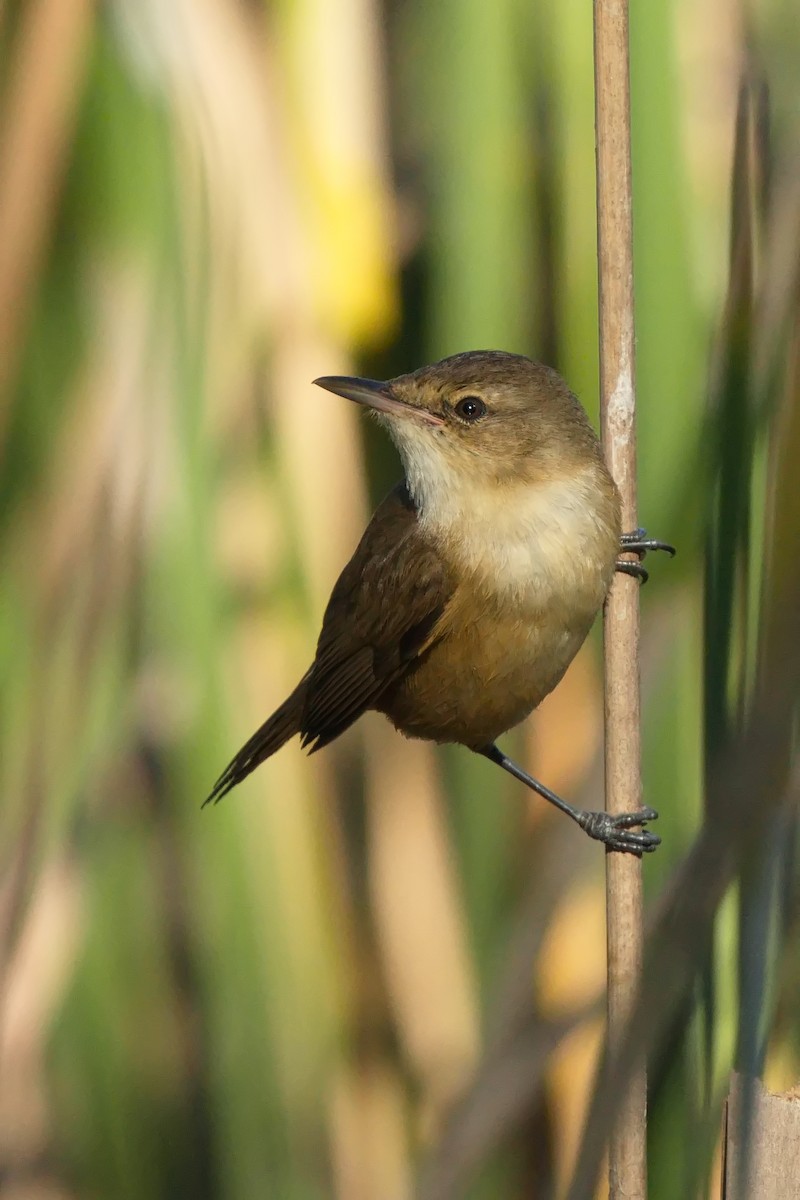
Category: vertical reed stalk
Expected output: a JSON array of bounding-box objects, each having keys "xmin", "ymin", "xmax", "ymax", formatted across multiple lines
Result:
[{"xmin": 594, "ymin": 0, "xmax": 647, "ymax": 1195}]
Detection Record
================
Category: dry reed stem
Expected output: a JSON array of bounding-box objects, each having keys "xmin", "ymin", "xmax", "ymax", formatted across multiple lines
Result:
[
  {"xmin": 0, "ymin": 0, "xmax": 93, "ymax": 436},
  {"xmin": 723, "ymin": 1073, "xmax": 800, "ymax": 1200},
  {"xmin": 593, "ymin": 0, "xmax": 647, "ymax": 1196}
]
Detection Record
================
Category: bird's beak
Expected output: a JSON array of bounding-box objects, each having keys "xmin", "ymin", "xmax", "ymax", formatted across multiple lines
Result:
[{"xmin": 313, "ymin": 375, "xmax": 444, "ymax": 427}]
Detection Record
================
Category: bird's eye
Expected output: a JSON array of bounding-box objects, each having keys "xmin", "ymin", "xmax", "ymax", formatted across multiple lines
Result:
[{"xmin": 453, "ymin": 396, "xmax": 487, "ymax": 422}]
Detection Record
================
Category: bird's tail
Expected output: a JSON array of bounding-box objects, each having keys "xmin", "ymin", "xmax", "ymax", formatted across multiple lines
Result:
[{"xmin": 204, "ymin": 673, "xmax": 309, "ymax": 806}]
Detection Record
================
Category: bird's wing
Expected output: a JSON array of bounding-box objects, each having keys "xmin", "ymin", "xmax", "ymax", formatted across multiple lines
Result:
[{"xmin": 301, "ymin": 483, "xmax": 452, "ymax": 751}]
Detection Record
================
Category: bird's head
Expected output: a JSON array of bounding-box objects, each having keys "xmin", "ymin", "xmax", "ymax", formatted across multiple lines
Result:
[{"xmin": 314, "ymin": 351, "xmax": 608, "ymax": 518}]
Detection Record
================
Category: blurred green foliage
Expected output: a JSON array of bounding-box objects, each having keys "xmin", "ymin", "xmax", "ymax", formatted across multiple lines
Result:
[{"xmin": 0, "ymin": 2, "xmax": 798, "ymax": 1199}]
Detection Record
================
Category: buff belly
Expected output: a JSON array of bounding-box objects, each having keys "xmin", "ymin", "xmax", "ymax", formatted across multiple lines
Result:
[{"xmin": 378, "ymin": 610, "xmax": 596, "ymax": 748}]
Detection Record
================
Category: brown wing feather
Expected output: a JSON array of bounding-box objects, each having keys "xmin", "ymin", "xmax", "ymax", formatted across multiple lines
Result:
[
  {"xmin": 205, "ymin": 484, "xmax": 451, "ymax": 804},
  {"xmin": 204, "ymin": 672, "xmax": 309, "ymax": 805},
  {"xmin": 300, "ymin": 483, "xmax": 452, "ymax": 751}
]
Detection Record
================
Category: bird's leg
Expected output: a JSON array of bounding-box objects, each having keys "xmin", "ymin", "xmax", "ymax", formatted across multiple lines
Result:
[
  {"xmin": 616, "ymin": 527, "xmax": 676, "ymax": 585},
  {"xmin": 479, "ymin": 743, "xmax": 660, "ymax": 855}
]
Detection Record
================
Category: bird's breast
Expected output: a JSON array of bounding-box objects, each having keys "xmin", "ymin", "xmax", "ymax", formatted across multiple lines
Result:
[
  {"xmin": 380, "ymin": 470, "xmax": 621, "ymax": 747},
  {"xmin": 431, "ymin": 470, "xmax": 620, "ymax": 618}
]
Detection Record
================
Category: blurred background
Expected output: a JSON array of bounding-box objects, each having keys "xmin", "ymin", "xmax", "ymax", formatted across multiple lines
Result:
[{"xmin": 0, "ymin": 0, "xmax": 798, "ymax": 1197}]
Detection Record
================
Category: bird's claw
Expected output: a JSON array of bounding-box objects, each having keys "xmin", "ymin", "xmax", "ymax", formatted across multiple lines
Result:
[
  {"xmin": 616, "ymin": 528, "xmax": 675, "ymax": 585},
  {"xmin": 619, "ymin": 528, "xmax": 676, "ymax": 557},
  {"xmin": 577, "ymin": 806, "xmax": 660, "ymax": 855},
  {"xmin": 615, "ymin": 559, "xmax": 650, "ymax": 584}
]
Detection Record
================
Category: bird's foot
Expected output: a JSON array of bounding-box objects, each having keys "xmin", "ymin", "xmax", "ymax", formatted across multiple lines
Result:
[
  {"xmin": 615, "ymin": 559, "xmax": 650, "ymax": 584},
  {"xmin": 576, "ymin": 806, "xmax": 660, "ymax": 855},
  {"xmin": 620, "ymin": 528, "xmax": 676, "ymax": 555},
  {"xmin": 616, "ymin": 528, "xmax": 676, "ymax": 585},
  {"xmin": 478, "ymin": 744, "xmax": 661, "ymax": 857}
]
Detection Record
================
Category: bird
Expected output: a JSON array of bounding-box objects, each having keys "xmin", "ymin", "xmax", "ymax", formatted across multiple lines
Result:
[{"xmin": 206, "ymin": 351, "xmax": 674, "ymax": 852}]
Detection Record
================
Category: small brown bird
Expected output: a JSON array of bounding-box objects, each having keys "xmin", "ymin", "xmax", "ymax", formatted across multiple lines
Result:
[{"xmin": 207, "ymin": 351, "xmax": 673, "ymax": 852}]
